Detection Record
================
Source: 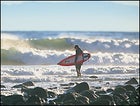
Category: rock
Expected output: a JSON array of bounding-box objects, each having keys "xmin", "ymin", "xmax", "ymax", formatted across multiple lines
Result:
[
  {"xmin": 1, "ymin": 95, "xmax": 6, "ymax": 105},
  {"xmin": 106, "ymin": 88, "xmax": 114, "ymax": 93},
  {"xmin": 113, "ymin": 86, "xmax": 130, "ymax": 105},
  {"xmin": 113, "ymin": 93, "xmax": 129, "ymax": 105},
  {"xmin": 124, "ymin": 85, "xmax": 136, "ymax": 93},
  {"xmin": 75, "ymin": 94, "xmax": 90, "ymax": 105},
  {"xmin": 1, "ymin": 80, "xmax": 139, "ymax": 105},
  {"xmin": 60, "ymin": 82, "xmax": 75, "ymax": 86},
  {"xmin": 113, "ymin": 86, "xmax": 126, "ymax": 94},
  {"xmin": 63, "ymin": 92, "xmax": 76, "ymax": 103},
  {"xmin": 113, "ymin": 94, "xmax": 123, "ymax": 105},
  {"xmin": 95, "ymin": 86, "xmax": 102, "ymax": 89},
  {"xmin": 89, "ymin": 76, "xmax": 98, "ymax": 78},
  {"xmin": 63, "ymin": 86, "xmax": 71, "ymax": 89},
  {"xmin": 106, "ymin": 82, "xmax": 110, "ymax": 85},
  {"xmin": 25, "ymin": 95, "xmax": 43, "ymax": 105},
  {"xmin": 22, "ymin": 87, "xmax": 48, "ymax": 101},
  {"xmin": 125, "ymin": 78, "xmax": 138, "ymax": 84},
  {"xmin": 124, "ymin": 84, "xmax": 137, "ymax": 97},
  {"xmin": 65, "ymin": 82, "xmax": 89, "ymax": 94},
  {"xmin": 54, "ymin": 91, "xmax": 90, "ymax": 105},
  {"xmin": 47, "ymin": 91, "xmax": 57, "ymax": 98},
  {"xmin": 68, "ymin": 82, "xmax": 75, "ymax": 86},
  {"xmin": 49, "ymin": 100, "xmax": 57, "ymax": 105},
  {"xmin": 91, "ymin": 98, "xmax": 112, "ymax": 105},
  {"xmin": 12, "ymin": 81, "xmax": 34, "ymax": 88},
  {"xmin": 100, "ymin": 94, "xmax": 114, "ymax": 101},
  {"xmin": 22, "ymin": 81, "xmax": 35, "ymax": 86},
  {"xmin": 54, "ymin": 92, "xmax": 76, "ymax": 105},
  {"xmin": 55, "ymin": 92, "xmax": 90, "ymax": 105},
  {"xmin": 12, "ymin": 84, "xmax": 26, "ymax": 88},
  {"xmin": 1, "ymin": 85, "xmax": 6, "ymax": 88},
  {"xmin": 80, "ymin": 90, "xmax": 98, "ymax": 102},
  {"xmin": 60, "ymin": 83, "xmax": 69, "ymax": 86},
  {"xmin": 33, "ymin": 87, "xmax": 48, "ymax": 99},
  {"xmin": 2, "ymin": 95, "xmax": 25, "ymax": 105},
  {"xmin": 67, "ymin": 82, "xmax": 90, "ymax": 93},
  {"xmin": 95, "ymin": 90, "xmax": 107, "ymax": 96},
  {"xmin": 97, "ymin": 94, "xmax": 115, "ymax": 105},
  {"xmin": 136, "ymin": 86, "xmax": 139, "ymax": 94},
  {"xmin": 48, "ymin": 87, "xmax": 57, "ymax": 90}
]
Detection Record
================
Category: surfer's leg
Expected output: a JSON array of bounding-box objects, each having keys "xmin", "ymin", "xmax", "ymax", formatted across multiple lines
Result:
[
  {"xmin": 78, "ymin": 65, "xmax": 82, "ymax": 77},
  {"xmin": 75, "ymin": 65, "xmax": 80, "ymax": 77},
  {"xmin": 76, "ymin": 64, "xmax": 81, "ymax": 77}
]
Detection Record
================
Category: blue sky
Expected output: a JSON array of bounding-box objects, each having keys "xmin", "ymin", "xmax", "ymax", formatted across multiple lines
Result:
[{"xmin": 1, "ymin": 1, "xmax": 139, "ymax": 32}]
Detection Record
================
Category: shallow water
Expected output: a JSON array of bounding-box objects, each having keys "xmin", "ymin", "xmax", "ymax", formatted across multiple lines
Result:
[{"xmin": 1, "ymin": 65, "xmax": 139, "ymax": 96}]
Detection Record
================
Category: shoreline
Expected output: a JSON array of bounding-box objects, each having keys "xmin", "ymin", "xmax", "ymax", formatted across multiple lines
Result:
[{"xmin": 1, "ymin": 79, "xmax": 139, "ymax": 105}]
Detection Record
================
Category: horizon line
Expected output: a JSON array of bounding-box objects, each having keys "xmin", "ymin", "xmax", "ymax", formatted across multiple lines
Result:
[{"xmin": 1, "ymin": 30, "xmax": 139, "ymax": 33}]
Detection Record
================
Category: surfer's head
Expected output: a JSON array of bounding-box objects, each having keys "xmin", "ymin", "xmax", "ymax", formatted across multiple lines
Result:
[{"xmin": 74, "ymin": 45, "xmax": 79, "ymax": 49}]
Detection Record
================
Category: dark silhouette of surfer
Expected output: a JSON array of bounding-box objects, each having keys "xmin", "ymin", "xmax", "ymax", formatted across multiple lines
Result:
[{"xmin": 74, "ymin": 45, "xmax": 83, "ymax": 77}]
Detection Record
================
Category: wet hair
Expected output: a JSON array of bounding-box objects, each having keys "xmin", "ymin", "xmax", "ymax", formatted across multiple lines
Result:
[{"xmin": 74, "ymin": 45, "xmax": 79, "ymax": 48}]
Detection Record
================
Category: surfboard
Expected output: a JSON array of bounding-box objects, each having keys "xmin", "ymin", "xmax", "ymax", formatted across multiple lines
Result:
[{"xmin": 57, "ymin": 53, "xmax": 91, "ymax": 66}]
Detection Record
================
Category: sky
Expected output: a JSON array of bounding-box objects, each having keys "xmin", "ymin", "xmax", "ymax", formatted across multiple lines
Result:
[{"xmin": 1, "ymin": 1, "xmax": 139, "ymax": 32}]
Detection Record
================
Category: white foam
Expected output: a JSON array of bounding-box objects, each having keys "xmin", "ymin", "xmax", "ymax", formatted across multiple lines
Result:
[
  {"xmin": 1, "ymin": 33, "xmax": 20, "ymax": 40},
  {"xmin": 1, "ymin": 65, "xmax": 139, "ymax": 97},
  {"xmin": 1, "ymin": 65, "xmax": 139, "ymax": 94},
  {"xmin": 1, "ymin": 32, "xmax": 139, "ymax": 65}
]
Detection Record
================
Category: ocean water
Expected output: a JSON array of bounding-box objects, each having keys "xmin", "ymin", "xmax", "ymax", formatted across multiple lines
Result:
[
  {"xmin": 1, "ymin": 31, "xmax": 139, "ymax": 95},
  {"xmin": 1, "ymin": 65, "xmax": 139, "ymax": 96},
  {"xmin": 1, "ymin": 31, "xmax": 139, "ymax": 65}
]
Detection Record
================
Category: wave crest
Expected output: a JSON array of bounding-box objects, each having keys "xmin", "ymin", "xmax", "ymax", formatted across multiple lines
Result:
[{"xmin": 1, "ymin": 32, "xmax": 139, "ymax": 65}]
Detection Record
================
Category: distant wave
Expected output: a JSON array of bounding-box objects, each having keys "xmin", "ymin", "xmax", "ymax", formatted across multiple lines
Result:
[
  {"xmin": 2, "ymin": 31, "xmax": 139, "ymax": 40},
  {"xmin": 1, "ymin": 35, "xmax": 139, "ymax": 53}
]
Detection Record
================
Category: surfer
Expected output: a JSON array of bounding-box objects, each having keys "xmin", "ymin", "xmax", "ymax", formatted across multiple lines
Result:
[{"xmin": 74, "ymin": 45, "xmax": 83, "ymax": 77}]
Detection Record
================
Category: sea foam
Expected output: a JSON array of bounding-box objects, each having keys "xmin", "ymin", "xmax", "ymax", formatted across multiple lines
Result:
[{"xmin": 1, "ymin": 31, "xmax": 139, "ymax": 65}]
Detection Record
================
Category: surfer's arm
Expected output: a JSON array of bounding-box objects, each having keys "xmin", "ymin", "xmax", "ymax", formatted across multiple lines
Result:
[
  {"xmin": 75, "ymin": 55, "xmax": 78, "ymax": 63},
  {"xmin": 75, "ymin": 50, "xmax": 78, "ymax": 63}
]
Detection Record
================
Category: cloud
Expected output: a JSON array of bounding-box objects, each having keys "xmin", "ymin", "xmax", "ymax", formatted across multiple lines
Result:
[
  {"xmin": 1, "ymin": 1, "xmax": 75, "ymax": 6},
  {"xmin": 110, "ymin": 1, "xmax": 139, "ymax": 7},
  {"xmin": 2, "ymin": 1, "xmax": 139, "ymax": 7},
  {"xmin": 1, "ymin": 1, "xmax": 27, "ymax": 5}
]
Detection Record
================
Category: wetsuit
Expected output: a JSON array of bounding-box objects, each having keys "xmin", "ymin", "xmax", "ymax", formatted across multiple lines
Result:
[{"xmin": 75, "ymin": 47, "xmax": 83, "ymax": 77}]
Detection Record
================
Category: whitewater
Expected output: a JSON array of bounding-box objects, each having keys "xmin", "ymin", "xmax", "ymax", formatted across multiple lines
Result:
[
  {"xmin": 1, "ymin": 31, "xmax": 139, "ymax": 65},
  {"xmin": 1, "ymin": 31, "xmax": 139, "ymax": 96}
]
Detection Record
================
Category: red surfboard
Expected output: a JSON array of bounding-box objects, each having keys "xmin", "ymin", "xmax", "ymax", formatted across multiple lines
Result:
[{"xmin": 57, "ymin": 53, "xmax": 91, "ymax": 66}]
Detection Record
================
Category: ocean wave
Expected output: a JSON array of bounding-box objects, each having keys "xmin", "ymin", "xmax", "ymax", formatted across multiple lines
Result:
[
  {"xmin": 1, "ymin": 32, "xmax": 139, "ymax": 51},
  {"xmin": 2, "ymin": 31, "xmax": 139, "ymax": 40},
  {"xmin": 67, "ymin": 38, "xmax": 139, "ymax": 53},
  {"xmin": 1, "ymin": 49, "xmax": 139, "ymax": 65},
  {"xmin": 1, "ymin": 65, "xmax": 139, "ymax": 84},
  {"xmin": 1, "ymin": 32, "xmax": 139, "ymax": 65},
  {"xmin": 1, "ymin": 36, "xmax": 139, "ymax": 53},
  {"xmin": 1, "ymin": 38, "xmax": 73, "ymax": 51},
  {"xmin": 28, "ymin": 38, "xmax": 73, "ymax": 50}
]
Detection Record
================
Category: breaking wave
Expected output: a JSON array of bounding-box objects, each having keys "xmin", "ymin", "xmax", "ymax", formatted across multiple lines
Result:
[{"xmin": 1, "ymin": 31, "xmax": 139, "ymax": 65}]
